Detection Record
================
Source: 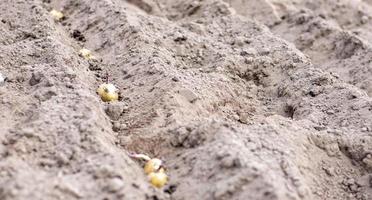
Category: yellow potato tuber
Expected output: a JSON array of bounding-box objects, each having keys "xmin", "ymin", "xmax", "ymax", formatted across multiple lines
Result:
[
  {"xmin": 97, "ymin": 83, "xmax": 119, "ymax": 102},
  {"xmin": 144, "ymin": 158, "xmax": 163, "ymax": 174},
  {"xmin": 79, "ymin": 48, "xmax": 96, "ymax": 60},
  {"xmin": 50, "ymin": 9, "xmax": 64, "ymax": 21},
  {"xmin": 148, "ymin": 171, "xmax": 168, "ymax": 188}
]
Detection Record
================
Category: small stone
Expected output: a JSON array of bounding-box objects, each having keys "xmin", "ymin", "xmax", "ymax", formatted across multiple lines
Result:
[
  {"xmin": 178, "ymin": 89, "xmax": 198, "ymax": 103},
  {"xmin": 297, "ymin": 185, "xmax": 309, "ymax": 197},
  {"xmin": 22, "ymin": 127, "xmax": 35, "ymax": 138},
  {"xmin": 324, "ymin": 143, "xmax": 340, "ymax": 157},
  {"xmin": 94, "ymin": 165, "xmax": 116, "ymax": 178},
  {"xmin": 0, "ymin": 87, "xmax": 6, "ymax": 95},
  {"xmin": 244, "ymin": 57, "xmax": 254, "ymax": 64},
  {"xmin": 56, "ymin": 182, "xmax": 83, "ymax": 198},
  {"xmin": 112, "ymin": 121, "xmax": 126, "ymax": 132},
  {"xmin": 106, "ymin": 178, "xmax": 124, "ymax": 192},
  {"xmin": 240, "ymin": 48, "xmax": 257, "ymax": 56},
  {"xmin": 112, "ymin": 121, "xmax": 120, "ymax": 130},
  {"xmin": 172, "ymin": 77, "xmax": 180, "ymax": 82},
  {"xmin": 56, "ymin": 152, "xmax": 70, "ymax": 165},
  {"xmin": 238, "ymin": 113, "xmax": 249, "ymax": 124},
  {"xmin": 196, "ymin": 49, "xmax": 203, "ymax": 57},
  {"xmin": 122, "ymin": 105, "xmax": 129, "ymax": 112},
  {"xmin": 0, "ymin": 72, "xmax": 5, "ymax": 85},
  {"xmin": 105, "ymin": 102, "xmax": 126, "ymax": 120},
  {"xmin": 259, "ymin": 48, "xmax": 270, "ymax": 55},
  {"xmin": 345, "ymin": 178, "xmax": 355, "ymax": 186},
  {"xmin": 362, "ymin": 154, "xmax": 372, "ymax": 168},
  {"xmin": 219, "ymin": 156, "xmax": 241, "ymax": 168},
  {"xmin": 174, "ymin": 35, "xmax": 187, "ymax": 42},
  {"xmin": 314, "ymin": 125, "xmax": 326, "ymax": 131},
  {"xmin": 244, "ymin": 38, "xmax": 253, "ymax": 44},
  {"xmin": 14, "ymin": 142, "xmax": 27, "ymax": 153},
  {"xmin": 326, "ymin": 109, "xmax": 335, "ymax": 115},
  {"xmin": 154, "ymin": 38, "xmax": 163, "ymax": 46},
  {"xmin": 45, "ymin": 78, "xmax": 54, "ymax": 87},
  {"xmin": 234, "ymin": 36, "xmax": 245, "ymax": 46},
  {"xmin": 361, "ymin": 16, "xmax": 368, "ymax": 24},
  {"xmin": 175, "ymin": 45, "xmax": 185, "ymax": 56},
  {"xmin": 232, "ymin": 114, "xmax": 240, "ymax": 121},
  {"xmin": 29, "ymin": 71, "xmax": 44, "ymax": 86},
  {"xmin": 361, "ymin": 127, "xmax": 369, "ymax": 132},
  {"xmin": 322, "ymin": 166, "xmax": 335, "ymax": 176},
  {"xmin": 349, "ymin": 184, "xmax": 359, "ymax": 193}
]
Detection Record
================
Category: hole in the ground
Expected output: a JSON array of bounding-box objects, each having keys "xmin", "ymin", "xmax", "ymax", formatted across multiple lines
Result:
[
  {"xmin": 71, "ymin": 29, "xmax": 86, "ymax": 42},
  {"xmin": 283, "ymin": 104, "xmax": 295, "ymax": 119},
  {"xmin": 164, "ymin": 184, "xmax": 177, "ymax": 194}
]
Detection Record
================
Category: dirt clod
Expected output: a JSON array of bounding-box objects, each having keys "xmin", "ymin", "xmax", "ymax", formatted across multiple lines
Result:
[
  {"xmin": 29, "ymin": 72, "xmax": 44, "ymax": 86},
  {"xmin": 0, "ymin": 72, "xmax": 5, "ymax": 85},
  {"xmin": 105, "ymin": 102, "xmax": 126, "ymax": 121}
]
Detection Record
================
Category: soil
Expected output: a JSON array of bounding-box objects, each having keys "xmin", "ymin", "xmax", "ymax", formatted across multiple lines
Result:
[{"xmin": 0, "ymin": 0, "xmax": 372, "ymax": 199}]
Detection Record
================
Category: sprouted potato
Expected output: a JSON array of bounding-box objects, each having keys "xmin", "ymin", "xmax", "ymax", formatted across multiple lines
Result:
[
  {"xmin": 148, "ymin": 170, "xmax": 168, "ymax": 188},
  {"xmin": 79, "ymin": 48, "xmax": 96, "ymax": 60},
  {"xmin": 130, "ymin": 153, "xmax": 168, "ymax": 188},
  {"xmin": 50, "ymin": 9, "xmax": 64, "ymax": 21},
  {"xmin": 97, "ymin": 83, "xmax": 119, "ymax": 102},
  {"xmin": 144, "ymin": 158, "xmax": 163, "ymax": 174}
]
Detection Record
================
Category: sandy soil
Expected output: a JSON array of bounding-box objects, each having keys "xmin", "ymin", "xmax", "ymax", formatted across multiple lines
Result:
[{"xmin": 0, "ymin": 0, "xmax": 372, "ymax": 199}]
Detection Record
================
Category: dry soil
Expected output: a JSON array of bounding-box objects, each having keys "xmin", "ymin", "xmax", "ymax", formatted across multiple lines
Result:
[{"xmin": 0, "ymin": 0, "xmax": 372, "ymax": 199}]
